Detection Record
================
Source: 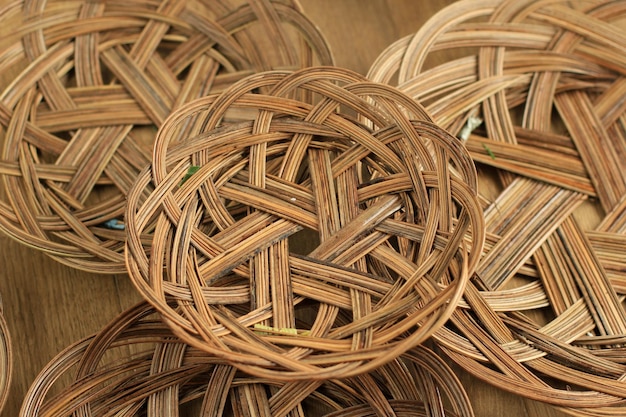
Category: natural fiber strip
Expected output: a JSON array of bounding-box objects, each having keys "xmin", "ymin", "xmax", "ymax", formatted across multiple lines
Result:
[
  {"xmin": 556, "ymin": 91, "xmax": 626, "ymax": 211},
  {"xmin": 587, "ymin": 230, "xmax": 626, "ymax": 295},
  {"xmin": 125, "ymin": 67, "xmax": 485, "ymax": 380},
  {"xmin": 533, "ymin": 232, "xmax": 583, "ymax": 317},
  {"xmin": 465, "ymin": 135, "xmax": 595, "ymax": 195},
  {"xmin": 0, "ymin": 0, "xmax": 333, "ymax": 273},
  {"xmin": 556, "ymin": 217, "xmax": 626, "ymax": 336},
  {"xmin": 441, "ymin": 309, "xmax": 626, "ymax": 408},
  {"xmin": 20, "ymin": 301, "xmax": 475, "ymax": 417},
  {"xmin": 0, "ymin": 297, "xmax": 10, "ymax": 414},
  {"xmin": 596, "ymin": 191, "xmax": 626, "ymax": 234},
  {"xmin": 368, "ymin": 0, "xmax": 626, "ymax": 412},
  {"xmin": 477, "ymin": 179, "xmax": 584, "ymax": 289}
]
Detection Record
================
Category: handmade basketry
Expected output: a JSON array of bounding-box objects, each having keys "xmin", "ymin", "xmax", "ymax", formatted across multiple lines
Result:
[
  {"xmin": 368, "ymin": 0, "xmax": 626, "ymax": 413},
  {"xmin": 20, "ymin": 301, "xmax": 474, "ymax": 417},
  {"xmin": 0, "ymin": 0, "xmax": 333, "ymax": 274},
  {"xmin": 124, "ymin": 66, "xmax": 485, "ymax": 380}
]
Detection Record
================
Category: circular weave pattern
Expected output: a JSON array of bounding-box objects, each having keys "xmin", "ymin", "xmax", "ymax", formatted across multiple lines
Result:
[
  {"xmin": 21, "ymin": 301, "xmax": 473, "ymax": 417},
  {"xmin": 369, "ymin": 0, "xmax": 626, "ymax": 412},
  {"xmin": 0, "ymin": 0, "xmax": 332, "ymax": 273},
  {"xmin": 125, "ymin": 67, "xmax": 485, "ymax": 380}
]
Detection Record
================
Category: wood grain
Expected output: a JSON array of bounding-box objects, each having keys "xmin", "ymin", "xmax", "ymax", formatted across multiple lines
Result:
[{"xmin": 0, "ymin": 1, "xmax": 572, "ymax": 416}]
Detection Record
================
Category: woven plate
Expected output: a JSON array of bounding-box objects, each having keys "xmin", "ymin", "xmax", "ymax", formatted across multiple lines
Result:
[
  {"xmin": 21, "ymin": 301, "xmax": 474, "ymax": 417},
  {"xmin": 0, "ymin": 0, "xmax": 332, "ymax": 273},
  {"xmin": 369, "ymin": 0, "xmax": 626, "ymax": 413},
  {"xmin": 124, "ymin": 67, "xmax": 485, "ymax": 380}
]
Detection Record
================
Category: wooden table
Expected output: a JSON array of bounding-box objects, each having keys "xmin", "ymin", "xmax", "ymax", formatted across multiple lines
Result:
[{"xmin": 0, "ymin": 1, "xmax": 571, "ymax": 416}]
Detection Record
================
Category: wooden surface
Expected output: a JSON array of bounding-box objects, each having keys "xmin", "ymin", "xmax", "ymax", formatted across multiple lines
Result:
[{"xmin": 0, "ymin": 1, "xmax": 572, "ymax": 416}]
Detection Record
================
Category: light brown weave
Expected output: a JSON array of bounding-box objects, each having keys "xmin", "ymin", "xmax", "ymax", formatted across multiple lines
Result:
[
  {"xmin": 20, "ymin": 301, "xmax": 474, "ymax": 417},
  {"xmin": 369, "ymin": 0, "xmax": 626, "ymax": 413},
  {"xmin": 124, "ymin": 67, "xmax": 485, "ymax": 380},
  {"xmin": 0, "ymin": 0, "xmax": 333, "ymax": 273}
]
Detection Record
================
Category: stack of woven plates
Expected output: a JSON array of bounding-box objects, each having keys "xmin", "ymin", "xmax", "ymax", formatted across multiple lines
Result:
[{"xmin": 0, "ymin": 0, "xmax": 625, "ymax": 416}]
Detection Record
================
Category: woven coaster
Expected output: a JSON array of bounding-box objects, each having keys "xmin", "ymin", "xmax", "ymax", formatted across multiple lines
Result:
[
  {"xmin": 0, "ymin": 0, "xmax": 332, "ymax": 273},
  {"xmin": 369, "ymin": 0, "xmax": 626, "ymax": 412},
  {"xmin": 21, "ymin": 301, "xmax": 474, "ymax": 417},
  {"xmin": 124, "ymin": 67, "xmax": 485, "ymax": 380}
]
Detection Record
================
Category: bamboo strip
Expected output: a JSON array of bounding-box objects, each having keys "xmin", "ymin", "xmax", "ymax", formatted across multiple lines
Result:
[
  {"xmin": 0, "ymin": 297, "xmax": 10, "ymax": 415},
  {"xmin": 556, "ymin": 91, "xmax": 626, "ymax": 211},
  {"xmin": 478, "ymin": 179, "xmax": 585, "ymax": 289},
  {"xmin": 465, "ymin": 135, "xmax": 595, "ymax": 195}
]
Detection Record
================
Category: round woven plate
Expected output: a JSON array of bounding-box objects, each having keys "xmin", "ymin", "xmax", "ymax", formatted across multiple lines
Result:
[
  {"xmin": 124, "ymin": 67, "xmax": 485, "ymax": 380},
  {"xmin": 369, "ymin": 0, "xmax": 626, "ymax": 413},
  {"xmin": 0, "ymin": 0, "xmax": 332, "ymax": 273},
  {"xmin": 21, "ymin": 301, "xmax": 474, "ymax": 417}
]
